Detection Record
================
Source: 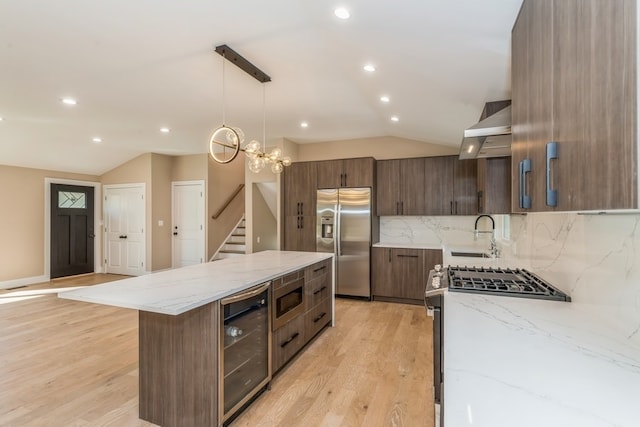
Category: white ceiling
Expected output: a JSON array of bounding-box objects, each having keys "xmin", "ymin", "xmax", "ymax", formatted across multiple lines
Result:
[{"xmin": 0, "ymin": 0, "xmax": 523, "ymax": 175}]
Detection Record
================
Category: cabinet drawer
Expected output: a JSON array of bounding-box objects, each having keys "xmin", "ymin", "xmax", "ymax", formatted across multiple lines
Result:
[
  {"xmin": 305, "ymin": 259, "xmax": 331, "ymax": 282},
  {"xmin": 272, "ymin": 314, "xmax": 305, "ymax": 373},
  {"xmin": 272, "ymin": 269, "xmax": 304, "ymax": 291},
  {"xmin": 305, "ymin": 298, "xmax": 331, "ymax": 341},
  {"xmin": 305, "ymin": 275, "xmax": 331, "ymax": 310}
]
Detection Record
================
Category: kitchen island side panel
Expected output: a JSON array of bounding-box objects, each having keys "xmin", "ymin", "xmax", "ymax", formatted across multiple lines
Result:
[{"xmin": 139, "ymin": 302, "xmax": 218, "ymax": 427}]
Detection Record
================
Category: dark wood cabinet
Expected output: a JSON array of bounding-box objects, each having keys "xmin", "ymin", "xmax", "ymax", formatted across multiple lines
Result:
[
  {"xmin": 377, "ymin": 158, "xmax": 426, "ymax": 215},
  {"xmin": 477, "ymin": 157, "xmax": 511, "ymax": 214},
  {"xmin": 423, "ymin": 156, "xmax": 477, "ymax": 215},
  {"xmin": 283, "ymin": 215, "xmax": 316, "ymax": 252},
  {"xmin": 272, "ymin": 260, "xmax": 332, "ymax": 374},
  {"xmin": 512, "ymin": 0, "xmax": 637, "ymax": 212},
  {"xmin": 316, "ymin": 157, "xmax": 375, "ymax": 189},
  {"xmin": 453, "ymin": 159, "xmax": 478, "ymax": 215},
  {"xmin": 372, "ymin": 247, "xmax": 442, "ymax": 304},
  {"xmin": 283, "ymin": 162, "xmax": 317, "ymax": 216}
]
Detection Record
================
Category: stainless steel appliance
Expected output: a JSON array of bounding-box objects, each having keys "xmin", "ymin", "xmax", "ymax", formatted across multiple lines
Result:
[
  {"xmin": 272, "ymin": 270, "xmax": 305, "ymax": 330},
  {"xmin": 424, "ymin": 265, "xmax": 570, "ymax": 427},
  {"xmin": 316, "ymin": 188, "xmax": 371, "ymax": 298},
  {"xmin": 219, "ymin": 282, "xmax": 271, "ymax": 425}
]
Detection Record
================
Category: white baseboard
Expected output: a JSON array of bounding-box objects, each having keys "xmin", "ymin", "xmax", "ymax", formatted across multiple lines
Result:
[{"xmin": 0, "ymin": 275, "xmax": 48, "ymax": 290}]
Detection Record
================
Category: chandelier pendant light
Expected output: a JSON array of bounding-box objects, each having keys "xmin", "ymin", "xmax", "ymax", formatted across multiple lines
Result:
[{"xmin": 208, "ymin": 45, "xmax": 290, "ymax": 173}]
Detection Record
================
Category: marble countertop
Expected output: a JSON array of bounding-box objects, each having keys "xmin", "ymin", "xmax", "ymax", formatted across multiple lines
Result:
[
  {"xmin": 59, "ymin": 251, "xmax": 333, "ymax": 315},
  {"xmin": 444, "ymin": 292, "xmax": 640, "ymax": 427},
  {"xmin": 373, "ymin": 242, "xmax": 443, "ymax": 250}
]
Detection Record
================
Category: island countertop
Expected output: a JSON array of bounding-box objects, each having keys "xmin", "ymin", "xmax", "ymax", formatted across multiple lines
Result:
[
  {"xmin": 59, "ymin": 251, "xmax": 333, "ymax": 315},
  {"xmin": 444, "ymin": 292, "xmax": 640, "ymax": 427}
]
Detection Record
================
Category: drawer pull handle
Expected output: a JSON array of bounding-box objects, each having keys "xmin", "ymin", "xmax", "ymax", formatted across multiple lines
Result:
[
  {"xmin": 546, "ymin": 142, "xmax": 558, "ymax": 207},
  {"xmin": 313, "ymin": 286, "xmax": 327, "ymax": 295},
  {"xmin": 280, "ymin": 332, "xmax": 300, "ymax": 348},
  {"xmin": 397, "ymin": 254, "xmax": 418, "ymax": 258},
  {"xmin": 313, "ymin": 312, "xmax": 327, "ymax": 323},
  {"xmin": 519, "ymin": 159, "xmax": 532, "ymax": 209},
  {"xmin": 313, "ymin": 265, "xmax": 326, "ymax": 273}
]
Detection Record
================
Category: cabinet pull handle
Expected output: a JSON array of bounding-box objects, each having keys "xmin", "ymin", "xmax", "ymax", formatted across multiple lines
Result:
[
  {"xmin": 313, "ymin": 265, "xmax": 326, "ymax": 273},
  {"xmin": 546, "ymin": 142, "xmax": 558, "ymax": 207},
  {"xmin": 397, "ymin": 254, "xmax": 419, "ymax": 258},
  {"xmin": 401, "ymin": 201, "xmax": 404, "ymax": 215},
  {"xmin": 450, "ymin": 201, "xmax": 453, "ymax": 215},
  {"xmin": 455, "ymin": 201, "xmax": 458, "ymax": 215},
  {"xmin": 281, "ymin": 332, "xmax": 300, "ymax": 348},
  {"xmin": 300, "ymin": 216, "xmax": 303, "ymax": 229},
  {"xmin": 313, "ymin": 312, "xmax": 326, "ymax": 323},
  {"xmin": 388, "ymin": 249, "xmax": 391, "ymax": 262},
  {"xmin": 297, "ymin": 216, "xmax": 301, "ymax": 229},
  {"xmin": 300, "ymin": 202, "xmax": 304, "ymax": 215},
  {"xmin": 396, "ymin": 202, "xmax": 400, "ymax": 215},
  {"xmin": 477, "ymin": 191, "xmax": 483, "ymax": 213},
  {"xmin": 313, "ymin": 286, "xmax": 327, "ymax": 295},
  {"xmin": 519, "ymin": 159, "xmax": 532, "ymax": 209}
]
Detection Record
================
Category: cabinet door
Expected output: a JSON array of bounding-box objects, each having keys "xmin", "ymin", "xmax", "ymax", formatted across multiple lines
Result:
[
  {"xmin": 371, "ymin": 247, "xmax": 393, "ymax": 297},
  {"xmin": 376, "ymin": 160, "xmax": 401, "ymax": 215},
  {"xmin": 400, "ymin": 158, "xmax": 427, "ymax": 215},
  {"xmin": 343, "ymin": 158, "xmax": 375, "ymax": 188},
  {"xmin": 283, "ymin": 162, "xmax": 317, "ymax": 216},
  {"xmin": 283, "ymin": 215, "xmax": 300, "ymax": 251},
  {"xmin": 299, "ymin": 216, "xmax": 317, "ymax": 252},
  {"xmin": 453, "ymin": 159, "xmax": 477, "ymax": 215},
  {"xmin": 316, "ymin": 160, "xmax": 342, "ymax": 189},
  {"xmin": 423, "ymin": 249, "xmax": 443, "ymax": 275},
  {"xmin": 552, "ymin": 0, "xmax": 636, "ymax": 210},
  {"xmin": 511, "ymin": 0, "xmax": 553, "ymax": 213},
  {"xmin": 478, "ymin": 157, "xmax": 511, "ymax": 214},
  {"xmin": 423, "ymin": 157, "xmax": 454, "ymax": 215},
  {"xmin": 272, "ymin": 315, "xmax": 305, "ymax": 373},
  {"xmin": 393, "ymin": 248, "xmax": 424, "ymax": 300}
]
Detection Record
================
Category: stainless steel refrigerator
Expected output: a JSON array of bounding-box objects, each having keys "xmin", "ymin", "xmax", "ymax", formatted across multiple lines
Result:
[{"xmin": 316, "ymin": 188, "xmax": 371, "ymax": 298}]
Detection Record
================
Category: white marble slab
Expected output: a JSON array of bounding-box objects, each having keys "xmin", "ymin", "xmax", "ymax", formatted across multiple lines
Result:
[
  {"xmin": 59, "ymin": 251, "xmax": 333, "ymax": 315},
  {"xmin": 373, "ymin": 242, "xmax": 443, "ymax": 250},
  {"xmin": 444, "ymin": 292, "xmax": 640, "ymax": 427}
]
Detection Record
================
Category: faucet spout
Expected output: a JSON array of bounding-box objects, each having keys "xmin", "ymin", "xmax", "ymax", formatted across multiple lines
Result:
[{"xmin": 474, "ymin": 214, "xmax": 495, "ymax": 241}]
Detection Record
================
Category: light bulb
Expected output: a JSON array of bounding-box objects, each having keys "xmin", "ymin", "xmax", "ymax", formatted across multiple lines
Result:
[
  {"xmin": 248, "ymin": 157, "xmax": 265, "ymax": 173},
  {"xmin": 244, "ymin": 140, "xmax": 262, "ymax": 157},
  {"xmin": 270, "ymin": 147, "xmax": 282, "ymax": 161},
  {"xmin": 233, "ymin": 127, "xmax": 245, "ymax": 144},
  {"xmin": 282, "ymin": 157, "xmax": 292, "ymax": 167},
  {"xmin": 271, "ymin": 162, "xmax": 284, "ymax": 174}
]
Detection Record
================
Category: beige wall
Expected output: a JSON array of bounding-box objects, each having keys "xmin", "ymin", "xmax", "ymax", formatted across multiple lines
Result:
[
  {"xmin": 172, "ymin": 154, "xmax": 208, "ymax": 182},
  {"xmin": 294, "ymin": 136, "xmax": 458, "ymax": 161},
  {"xmin": 0, "ymin": 165, "xmax": 98, "ymax": 283},
  {"xmin": 251, "ymin": 183, "xmax": 277, "ymax": 253},
  {"xmin": 151, "ymin": 154, "xmax": 173, "ymax": 270}
]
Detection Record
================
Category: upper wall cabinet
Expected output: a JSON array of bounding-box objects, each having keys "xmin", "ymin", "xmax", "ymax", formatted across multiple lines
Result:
[
  {"xmin": 512, "ymin": 0, "xmax": 637, "ymax": 212},
  {"xmin": 377, "ymin": 158, "xmax": 426, "ymax": 215},
  {"xmin": 477, "ymin": 157, "xmax": 511, "ymax": 214},
  {"xmin": 316, "ymin": 157, "xmax": 375, "ymax": 189}
]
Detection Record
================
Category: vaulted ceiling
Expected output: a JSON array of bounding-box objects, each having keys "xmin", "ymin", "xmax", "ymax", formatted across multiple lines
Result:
[{"xmin": 0, "ymin": 0, "xmax": 523, "ymax": 175}]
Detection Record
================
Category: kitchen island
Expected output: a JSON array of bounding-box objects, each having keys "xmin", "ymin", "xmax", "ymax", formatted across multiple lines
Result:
[
  {"xmin": 444, "ymin": 292, "xmax": 640, "ymax": 427},
  {"xmin": 60, "ymin": 250, "xmax": 334, "ymax": 427}
]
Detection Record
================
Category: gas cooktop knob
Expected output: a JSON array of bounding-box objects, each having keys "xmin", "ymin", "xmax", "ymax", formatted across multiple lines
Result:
[{"xmin": 434, "ymin": 264, "xmax": 442, "ymax": 272}]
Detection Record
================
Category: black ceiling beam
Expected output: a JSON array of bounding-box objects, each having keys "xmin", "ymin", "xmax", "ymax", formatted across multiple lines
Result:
[{"xmin": 215, "ymin": 44, "xmax": 271, "ymax": 83}]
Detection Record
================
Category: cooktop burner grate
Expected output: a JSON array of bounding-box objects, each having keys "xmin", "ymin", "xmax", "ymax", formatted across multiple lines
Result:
[{"xmin": 446, "ymin": 266, "xmax": 570, "ymax": 301}]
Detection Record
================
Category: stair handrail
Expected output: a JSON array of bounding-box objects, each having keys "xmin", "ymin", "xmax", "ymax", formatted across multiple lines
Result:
[{"xmin": 212, "ymin": 184, "xmax": 245, "ymax": 219}]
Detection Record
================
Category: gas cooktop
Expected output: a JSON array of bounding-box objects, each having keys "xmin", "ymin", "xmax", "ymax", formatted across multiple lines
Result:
[{"xmin": 426, "ymin": 265, "xmax": 571, "ymax": 302}]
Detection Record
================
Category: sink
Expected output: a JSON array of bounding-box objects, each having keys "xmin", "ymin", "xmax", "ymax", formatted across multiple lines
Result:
[{"xmin": 450, "ymin": 251, "xmax": 490, "ymax": 258}]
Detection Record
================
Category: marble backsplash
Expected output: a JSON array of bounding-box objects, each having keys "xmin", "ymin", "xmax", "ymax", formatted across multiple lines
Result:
[{"xmin": 380, "ymin": 213, "xmax": 640, "ymax": 343}]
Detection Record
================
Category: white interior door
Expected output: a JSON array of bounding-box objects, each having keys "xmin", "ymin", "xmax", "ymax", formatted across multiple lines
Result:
[
  {"xmin": 104, "ymin": 184, "xmax": 146, "ymax": 275},
  {"xmin": 172, "ymin": 181, "xmax": 205, "ymax": 268}
]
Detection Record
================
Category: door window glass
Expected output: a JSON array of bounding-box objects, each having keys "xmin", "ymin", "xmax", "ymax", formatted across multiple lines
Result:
[{"xmin": 58, "ymin": 191, "xmax": 86, "ymax": 209}]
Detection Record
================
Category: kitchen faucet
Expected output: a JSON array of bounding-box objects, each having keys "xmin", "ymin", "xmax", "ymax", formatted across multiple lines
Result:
[{"xmin": 474, "ymin": 214, "xmax": 499, "ymax": 257}]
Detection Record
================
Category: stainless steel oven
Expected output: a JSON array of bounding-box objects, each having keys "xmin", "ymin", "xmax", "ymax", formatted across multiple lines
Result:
[
  {"xmin": 272, "ymin": 271, "xmax": 305, "ymax": 330},
  {"xmin": 219, "ymin": 282, "xmax": 272, "ymax": 426}
]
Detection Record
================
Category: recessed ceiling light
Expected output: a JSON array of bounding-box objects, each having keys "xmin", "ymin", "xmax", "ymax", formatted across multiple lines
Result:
[
  {"xmin": 0, "ymin": 117, "xmax": 3, "ymax": 121},
  {"xmin": 160, "ymin": 127, "xmax": 170, "ymax": 133},
  {"xmin": 380, "ymin": 95, "xmax": 390, "ymax": 103},
  {"xmin": 61, "ymin": 97, "xmax": 77, "ymax": 106},
  {"xmin": 334, "ymin": 7, "xmax": 350, "ymax": 20},
  {"xmin": 92, "ymin": 137, "xmax": 102, "ymax": 143},
  {"xmin": 391, "ymin": 116, "xmax": 399, "ymax": 122},
  {"xmin": 300, "ymin": 121, "xmax": 309, "ymax": 128},
  {"xmin": 363, "ymin": 64, "xmax": 376, "ymax": 73}
]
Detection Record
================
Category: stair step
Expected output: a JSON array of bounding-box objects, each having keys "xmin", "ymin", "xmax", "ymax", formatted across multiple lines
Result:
[{"xmin": 227, "ymin": 235, "xmax": 245, "ymax": 243}]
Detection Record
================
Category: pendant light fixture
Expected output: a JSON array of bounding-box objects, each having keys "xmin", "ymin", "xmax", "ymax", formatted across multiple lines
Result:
[{"xmin": 208, "ymin": 45, "xmax": 290, "ymax": 173}]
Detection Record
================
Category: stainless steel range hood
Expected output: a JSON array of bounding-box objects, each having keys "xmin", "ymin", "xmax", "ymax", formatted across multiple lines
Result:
[{"xmin": 459, "ymin": 102, "xmax": 511, "ymax": 159}]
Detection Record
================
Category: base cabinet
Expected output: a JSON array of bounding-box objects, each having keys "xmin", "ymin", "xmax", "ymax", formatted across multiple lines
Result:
[
  {"xmin": 372, "ymin": 247, "xmax": 443, "ymax": 304},
  {"xmin": 272, "ymin": 259, "xmax": 332, "ymax": 374}
]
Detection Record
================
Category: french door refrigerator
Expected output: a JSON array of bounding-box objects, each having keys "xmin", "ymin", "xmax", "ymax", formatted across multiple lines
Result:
[{"xmin": 316, "ymin": 188, "xmax": 371, "ymax": 298}]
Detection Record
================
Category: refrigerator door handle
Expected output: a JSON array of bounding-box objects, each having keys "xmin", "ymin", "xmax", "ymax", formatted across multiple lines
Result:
[{"xmin": 336, "ymin": 200, "xmax": 341, "ymax": 257}]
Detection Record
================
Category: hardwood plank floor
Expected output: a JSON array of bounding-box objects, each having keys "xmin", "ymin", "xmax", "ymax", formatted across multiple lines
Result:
[{"xmin": 1, "ymin": 274, "xmax": 434, "ymax": 427}]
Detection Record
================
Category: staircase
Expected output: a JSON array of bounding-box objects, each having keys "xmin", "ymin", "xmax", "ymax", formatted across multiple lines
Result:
[{"xmin": 213, "ymin": 217, "xmax": 246, "ymax": 260}]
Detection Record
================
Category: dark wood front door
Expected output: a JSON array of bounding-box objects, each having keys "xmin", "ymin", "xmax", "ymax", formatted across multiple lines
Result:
[{"xmin": 51, "ymin": 184, "xmax": 95, "ymax": 279}]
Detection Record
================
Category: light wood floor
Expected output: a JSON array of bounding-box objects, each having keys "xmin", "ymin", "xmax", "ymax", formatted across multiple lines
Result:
[{"xmin": 1, "ymin": 274, "xmax": 434, "ymax": 427}]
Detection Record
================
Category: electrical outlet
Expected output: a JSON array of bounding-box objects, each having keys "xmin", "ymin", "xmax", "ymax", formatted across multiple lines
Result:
[{"xmin": 257, "ymin": 236, "xmax": 261, "ymax": 243}]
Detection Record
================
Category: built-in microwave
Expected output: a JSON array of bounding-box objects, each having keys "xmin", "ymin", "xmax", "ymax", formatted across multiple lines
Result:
[{"xmin": 272, "ymin": 271, "xmax": 305, "ymax": 330}]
